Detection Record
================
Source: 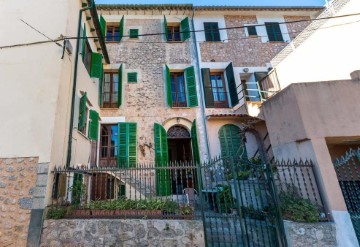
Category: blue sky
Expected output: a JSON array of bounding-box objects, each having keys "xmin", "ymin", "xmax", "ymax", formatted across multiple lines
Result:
[{"xmin": 95, "ymin": 0, "xmax": 325, "ymax": 6}]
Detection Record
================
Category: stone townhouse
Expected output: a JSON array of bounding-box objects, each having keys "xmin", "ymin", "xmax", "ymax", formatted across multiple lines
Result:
[
  {"xmin": 0, "ymin": 0, "xmax": 108, "ymax": 245},
  {"xmin": 96, "ymin": 4, "xmax": 321, "ymax": 179}
]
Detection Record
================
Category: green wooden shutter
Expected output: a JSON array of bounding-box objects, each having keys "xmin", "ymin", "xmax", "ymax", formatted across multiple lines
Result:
[
  {"xmin": 118, "ymin": 64, "xmax": 122, "ymax": 107},
  {"xmin": 90, "ymin": 53, "xmax": 103, "ymax": 78},
  {"xmin": 163, "ymin": 16, "xmax": 168, "ymax": 41},
  {"xmin": 99, "ymin": 15, "xmax": 106, "ymax": 38},
  {"xmin": 165, "ymin": 65, "xmax": 172, "ymax": 107},
  {"xmin": 78, "ymin": 93, "xmax": 87, "ymax": 131},
  {"xmin": 99, "ymin": 64, "xmax": 103, "ymax": 107},
  {"xmin": 118, "ymin": 123, "xmax": 137, "ymax": 168},
  {"xmin": 185, "ymin": 66, "xmax": 198, "ymax": 107},
  {"xmin": 265, "ymin": 22, "xmax": 283, "ymax": 42},
  {"xmin": 119, "ymin": 16, "xmax": 124, "ymax": 41},
  {"xmin": 225, "ymin": 62, "xmax": 239, "ymax": 107},
  {"xmin": 154, "ymin": 123, "xmax": 171, "ymax": 196},
  {"xmin": 88, "ymin": 110, "xmax": 99, "ymax": 140},
  {"xmin": 81, "ymin": 24, "xmax": 86, "ymax": 61},
  {"xmin": 191, "ymin": 120, "xmax": 200, "ymax": 165},
  {"xmin": 201, "ymin": 68, "xmax": 214, "ymax": 107},
  {"xmin": 180, "ymin": 17, "xmax": 190, "ymax": 41},
  {"xmin": 219, "ymin": 124, "xmax": 247, "ymax": 160}
]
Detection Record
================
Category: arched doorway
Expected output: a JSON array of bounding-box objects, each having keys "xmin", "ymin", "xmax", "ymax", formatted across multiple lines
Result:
[{"xmin": 167, "ymin": 125, "xmax": 193, "ymax": 194}]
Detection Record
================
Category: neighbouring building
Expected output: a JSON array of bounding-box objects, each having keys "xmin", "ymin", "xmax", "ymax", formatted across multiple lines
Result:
[
  {"xmin": 0, "ymin": 0, "xmax": 108, "ymax": 245},
  {"xmin": 257, "ymin": 0, "xmax": 360, "ymax": 245}
]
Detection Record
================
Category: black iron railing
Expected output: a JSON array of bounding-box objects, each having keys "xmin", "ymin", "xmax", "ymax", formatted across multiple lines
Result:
[{"xmin": 273, "ymin": 159, "xmax": 329, "ymax": 222}]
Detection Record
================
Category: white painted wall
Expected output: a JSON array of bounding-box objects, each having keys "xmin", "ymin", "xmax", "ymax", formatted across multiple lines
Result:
[{"xmin": 275, "ymin": 0, "xmax": 360, "ymax": 87}]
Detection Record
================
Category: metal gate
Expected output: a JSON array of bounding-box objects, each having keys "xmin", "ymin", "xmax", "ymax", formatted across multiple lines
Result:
[
  {"xmin": 197, "ymin": 157, "xmax": 286, "ymax": 247},
  {"xmin": 333, "ymin": 148, "xmax": 360, "ymax": 242}
]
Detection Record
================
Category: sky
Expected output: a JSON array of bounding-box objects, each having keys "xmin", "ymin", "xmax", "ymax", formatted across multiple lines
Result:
[{"xmin": 95, "ymin": 0, "xmax": 326, "ymax": 6}]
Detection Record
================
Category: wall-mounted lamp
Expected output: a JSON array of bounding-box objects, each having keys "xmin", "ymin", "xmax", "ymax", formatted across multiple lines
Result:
[
  {"xmin": 243, "ymin": 68, "xmax": 249, "ymax": 73},
  {"xmin": 210, "ymin": 59, "xmax": 216, "ymax": 62}
]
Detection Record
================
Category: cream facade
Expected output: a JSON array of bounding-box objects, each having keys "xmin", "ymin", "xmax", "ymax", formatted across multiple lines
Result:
[{"xmin": 0, "ymin": 0, "xmax": 108, "ymax": 245}]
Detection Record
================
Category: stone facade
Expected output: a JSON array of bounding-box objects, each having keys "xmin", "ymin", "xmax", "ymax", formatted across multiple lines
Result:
[
  {"xmin": 0, "ymin": 157, "xmax": 38, "ymax": 246},
  {"xmin": 199, "ymin": 15, "xmax": 308, "ymax": 67},
  {"xmin": 284, "ymin": 220, "xmax": 337, "ymax": 247},
  {"xmin": 41, "ymin": 219, "xmax": 205, "ymax": 247},
  {"xmin": 103, "ymin": 17, "xmax": 201, "ymax": 163}
]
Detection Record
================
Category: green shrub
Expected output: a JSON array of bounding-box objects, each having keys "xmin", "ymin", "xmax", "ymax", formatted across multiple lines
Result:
[
  {"xmin": 279, "ymin": 187, "xmax": 319, "ymax": 223},
  {"xmin": 216, "ymin": 185, "xmax": 234, "ymax": 213},
  {"xmin": 47, "ymin": 206, "xmax": 67, "ymax": 219}
]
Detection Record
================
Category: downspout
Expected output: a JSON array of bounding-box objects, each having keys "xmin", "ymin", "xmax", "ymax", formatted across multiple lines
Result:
[
  {"xmin": 191, "ymin": 9, "xmax": 211, "ymax": 159},
  {"xmin": 66, "ymin": 0, "xmax": 94, "ymax": 167}
]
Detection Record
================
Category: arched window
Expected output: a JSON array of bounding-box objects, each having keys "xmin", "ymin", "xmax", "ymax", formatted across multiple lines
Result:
[{"xmin": 218, "ymin": 124, "xmax": 247, "ymax": 160}]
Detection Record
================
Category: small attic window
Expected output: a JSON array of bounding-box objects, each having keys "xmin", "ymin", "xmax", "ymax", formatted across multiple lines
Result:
[
  {"xmin": 127, "ymin": 72, "xmax": 138, "ymax": 83},
  {"xmin": 129, "ymin": 29, "xmax": 139, "ymax": 39}
]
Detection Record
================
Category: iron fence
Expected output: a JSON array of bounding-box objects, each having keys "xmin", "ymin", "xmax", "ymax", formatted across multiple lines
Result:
[
  {"xmin": 51, "ymin": 162, "xmax": 199, "ymax": 220},
  {"xmin": 273, "ymin": 159, "xmax": 329, "ymax": 222}
]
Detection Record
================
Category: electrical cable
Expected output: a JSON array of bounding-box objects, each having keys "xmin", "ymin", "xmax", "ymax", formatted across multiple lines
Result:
[{"xmin": 1, "ymin": 12, "xmax": 359, "ymax": 49}]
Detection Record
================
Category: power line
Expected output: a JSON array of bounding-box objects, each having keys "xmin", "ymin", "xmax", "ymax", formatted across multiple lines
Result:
[
  {"xmin": 20, "ymin": 19, "xmax": 62, "ymax": 47},
  {"xmin": 1, "ymin": 12, "xmax": 359, "ymax": 49}
]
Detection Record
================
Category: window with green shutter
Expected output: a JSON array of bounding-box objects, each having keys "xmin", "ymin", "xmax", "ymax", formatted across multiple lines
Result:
[
  {"xmin": 166, "ymin": 65, "xmax": 198, "ymax": 108},
  {"xmin": 78, "ymin": 93, "xmax": 87, "ymax": 135},
  {"xmin": 88, "ymin": 110, "xmax": 99, "ymax": 140},
  {"xmin": 129, "ymin": 29, "xmax": 139, "ymax": 39},
  {"xmin": 185, "ymin": 66, "xmax": 198, "ymax": 107},
  {"xmin": 247, "ymin": 26, "xmax": 257, "ymax": 36},
  {"xmin": 219, "ymin": 124, "xmax": 247, "ymax": 160},
  {"xmin": 204, "ymin": 22, "xmax": 221, "ymax": 42},
  {"xmin": 127, "ymin": 72, "xmax": 137, "ymax": 83},
  {"xmin": 90, "ymin": 52, "xmax": 102, "ymax": 78},
  {"xmin": 164, "ymin": 16, "xmax": 190, "ymax": 42},
  {"xmin": 265, "ymin": 22, "xmax": 284, "ymax": 42},
  {"xmin": 154, "ymin": 123, "xmax": 171, "ymax": 196},
  {"xmin": 118, "ymin": 122, "xmax": 137, "ymax": 168},
  {"xmin": 119, "ymin": 16, "xmax": 124, "ymax": 41},
  {"xmin": 191, "ymin": 120, "xmax": 200, "ymax": 165},
  {"xmin": 225, "ymin": 62, "xmax": 239, "ymax": 107},
  {"xmin": 99, "ymin": 15, "xmax": 106, "ymax": 39}
]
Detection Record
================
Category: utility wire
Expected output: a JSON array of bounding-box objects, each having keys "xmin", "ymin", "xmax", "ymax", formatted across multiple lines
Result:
[
  {"xmin": 1, "ymin": 12, "xmax": 359, "ymax": 50},
  {"xmin": 20, "ymin": 19, "xmax": 63, "ymax": 47}
]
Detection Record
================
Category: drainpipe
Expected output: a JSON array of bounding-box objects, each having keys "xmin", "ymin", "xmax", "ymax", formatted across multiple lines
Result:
[
  {"xmin": 66, "ymin": 0, "xmax": 94, "ymax": 168},
  {"xmin": 191, "ymin": 9, "xmax": 211, "ymax": 160}
]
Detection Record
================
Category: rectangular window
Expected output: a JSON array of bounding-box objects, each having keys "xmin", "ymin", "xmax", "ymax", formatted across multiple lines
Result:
[
  {"xmin": 210, "ymin": 73, "xmax": 228, "ymax": 108},
  {"xmin": 127, "ymin": 72, "xmax": 137, "ymax": 83},
  {"xmin": 167, "ymin": 25, "xmax": 181, "ymax": 42},
  {"xmin": 103, "ymin": 72, "xmax": 119, "ymax": 108},
  {"xmin": 265, "ymin": 22, "xmax": 284, "ymax": 42},
  {"xmin": 129, "ymin": 29, "xmax": 139, "ymax": 39},
  {"xmin": 100, "ymin": 124, "xmax": 119, "ymax": 167},
  {"xmin": 106, "ymin": 26, "xmax": 120, "ymax": 42},
  {"xmin": 247, "ymin": 26, "xmax": 257, "ymax": 36},
  {"xmin": 83, "ymin": 40, "xmax": 92, "ymax": 74},
  {"xmin": 204, "ymin": 22, "xmax": 221, "ymax": 42},
  {"xmin": 170, "ymin": 72, "xmax": 187, "ymax": 107}
]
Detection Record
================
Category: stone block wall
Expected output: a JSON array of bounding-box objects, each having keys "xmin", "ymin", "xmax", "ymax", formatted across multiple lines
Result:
[
  {"xmin": 199, "ymin": 15, "xmax": 309, "ymax": 67},
  {"xmin": 41, "ymin": 219, "xmax": 205, "ymax": 247},
  {"xmin": 103, "ymin": 17, "xmax": 199, "ymax": 163},
  {"xmin": 0, "ymin": 157, "xmax": 38, "ymax": 246},
  {"xmin": 284, "ymin": 220, "xmax": 337, "ymax": 247}
]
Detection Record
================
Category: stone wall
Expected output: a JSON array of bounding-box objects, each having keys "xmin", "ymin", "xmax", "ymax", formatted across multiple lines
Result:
[
  {"xmin": 0, "ymin": 157, "xmax": 38, "ymax": 246},
  {"xmin": 284, "ymin": 220, "xmax": 337, "ymax": 247},
  {"xmin": 41, "ymin": 219, "xmax": 205, "ymax": 247},
  {"xmin": 199, "ymin": 15, "xmax": 309, "ymax": 67},
  {"xmin": 103, "ymin": 17, "xmax": 200, "ymax": 163}
]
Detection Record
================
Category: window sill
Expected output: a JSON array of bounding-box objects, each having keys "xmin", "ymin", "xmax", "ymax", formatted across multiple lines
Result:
[
  {"xmin": 268, "ymin": 41, "xmax": 286, "ymax": 43},
  {"xmin": 77, "ymin": 129, "xmax": 90, "ymax": 141},
  {"xmin": 171, "ymin": 106, "xmax": 191, "ymax": 109},
  {"xmin": 100, "ymin": 107, "xmax": 119, "ymax": 110}
]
